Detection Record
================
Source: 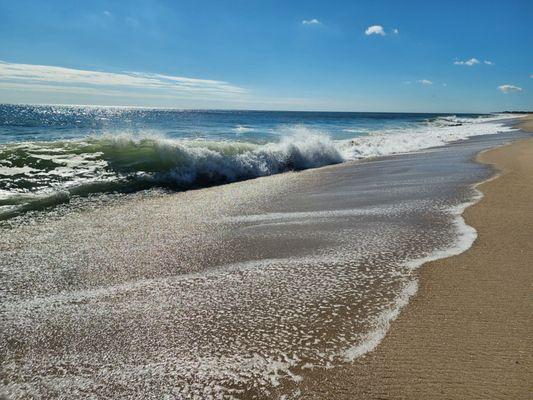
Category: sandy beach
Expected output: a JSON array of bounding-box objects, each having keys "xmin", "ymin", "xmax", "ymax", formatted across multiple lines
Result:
[
  {"xmin": 1, "ymin": 1, "xmax": 531, "ymax": 397},
  {"xmin": 298, "ymin": 116, "xmax": 533, "ymax": 399}
]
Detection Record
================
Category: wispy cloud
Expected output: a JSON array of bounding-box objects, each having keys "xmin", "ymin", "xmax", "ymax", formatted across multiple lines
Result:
[
  {"xmin": 392, "ymin": 28, "xmax": 399, "ymax": 34},
  {"xmin": 498, "ymin": 84, "xmax": 522, "ymax": 93},
  {"xmin": 453, "ymin": 58, "xmax": 480, "ymax": 66},
  {"xmin": 302, "ymin": 19, "xmax": 321, "ymax": 25},
  {"xmin": 125, "ymin": 16, "xmax": 141, "ymax": 28},
  {"xmin": 417, "ymin": 79, "xmax": 433, "ymax": 85},
  {"xmin": 484, "ymin": 60, "xmax": 494, "ymax": 65},
  {"xmin": 0, "ymin": 61, "xmax": 247, "ymax": 98},
  {"xmin": 365, "ymin": 25, "xmax": 385, "ymax": 36}
]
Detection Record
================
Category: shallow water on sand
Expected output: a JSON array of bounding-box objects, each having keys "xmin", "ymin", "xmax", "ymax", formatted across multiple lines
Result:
[{"xmin": 0, "ymin": 131, "xmax": 527, "ymax": 399}]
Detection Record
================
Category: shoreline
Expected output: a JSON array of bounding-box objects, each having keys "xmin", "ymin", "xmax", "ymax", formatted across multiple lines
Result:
[{"xmin": 297, "ymin": 117, "xmax": 533, "ymax": 398}]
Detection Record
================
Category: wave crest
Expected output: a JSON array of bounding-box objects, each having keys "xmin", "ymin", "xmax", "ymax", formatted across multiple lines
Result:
[
  {"xmin": 97, "ymin": 129, "xmax": 343, "ymax": 184},
  {"xmin": 0, "ymin": 129, "xmax": 344, "ymax": 218}
]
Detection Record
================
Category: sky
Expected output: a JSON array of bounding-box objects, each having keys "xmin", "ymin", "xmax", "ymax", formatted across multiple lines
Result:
[{"xmin": 0, "ymin": 0, "xmax": 531, "ymax": 112}]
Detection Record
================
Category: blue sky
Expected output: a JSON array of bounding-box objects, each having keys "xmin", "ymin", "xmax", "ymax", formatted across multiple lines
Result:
[{"xmin": 0, "ymin": 0, "xmax": 531, "ymax": 112}]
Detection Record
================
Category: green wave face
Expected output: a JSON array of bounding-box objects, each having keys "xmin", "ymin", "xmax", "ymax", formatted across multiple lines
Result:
[
  {"xmin": 1, "ymin": 136, "xmax": 260, "ymax": 189},
  {"xmin": 0, "ymin": 133, "xmax": 343, "ymax": 219}
]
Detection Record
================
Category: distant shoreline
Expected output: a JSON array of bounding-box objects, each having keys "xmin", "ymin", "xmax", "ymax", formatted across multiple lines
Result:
[{"xmin": 297, "ymin": 115, "xmax": 533, "ymax": 399}]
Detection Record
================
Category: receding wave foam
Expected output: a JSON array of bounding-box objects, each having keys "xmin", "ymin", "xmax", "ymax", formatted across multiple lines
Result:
[{"xmin": 343, "ymin": 192, "xmax": 481, "ymax": 362}]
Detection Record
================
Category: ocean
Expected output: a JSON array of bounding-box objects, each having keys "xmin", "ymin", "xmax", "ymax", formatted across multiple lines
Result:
[
  {"xmin": 0, "ymin": 105, "xmax": 517, "ymax": 222},
  {"xmin": 0, "ymin": 105, "xmax": 527, "ymax": 399}
]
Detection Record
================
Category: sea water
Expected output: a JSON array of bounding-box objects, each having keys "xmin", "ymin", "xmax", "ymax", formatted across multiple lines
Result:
[
  {"xmin": 0, "ymin": 105, "xmax": 527, "ymax": 399},
  {"xmin": 0, "ymin": 105, "xmax": 520, "ymax": 221}
]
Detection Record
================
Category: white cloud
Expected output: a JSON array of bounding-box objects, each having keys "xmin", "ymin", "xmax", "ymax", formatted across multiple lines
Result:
[
  {"xmin": 0, "ymin": 61, "xmax": 247, "ymax": 98},
  {"xmin": 484, "ymin": 60, "xmax": 494, "ymax": 65},
  {"xmin": 417, "ymin": 79, "xmax": 433, "ymax": 85},
  {"xmin": 453, "ymin": 58, "xmax": 480, "ymax": 66},
  {"xmin": 103, "ymin": 10, "xmax": 112, "ymax": 17},
  {"xmin": 498, "ymin": 84, "xmax": 522, "ymax": 93},
  {"xmin": 302, "ymin": 19, "xmax": 321, "ymax": 25},
  {"xmin": 365, "ymin": 25, "xmax": 385, "ymax": 36},
  {"xmin": 392, "ymin": 28, "xmax": 399, "ymax": 34}
]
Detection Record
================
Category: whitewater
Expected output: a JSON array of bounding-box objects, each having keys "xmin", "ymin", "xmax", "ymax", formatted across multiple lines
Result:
[{"xmin": 0, "ymin": 107, "xmax": 521, "ymax": 220}]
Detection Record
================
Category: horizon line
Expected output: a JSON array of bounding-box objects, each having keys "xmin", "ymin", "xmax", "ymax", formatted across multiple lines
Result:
[{"xmin": 1, "ymin": 101, "xmax": 527, "ymax": 115}]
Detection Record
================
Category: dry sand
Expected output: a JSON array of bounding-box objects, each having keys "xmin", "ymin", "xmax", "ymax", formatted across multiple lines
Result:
[
  {"xmin": 517, "ymin": 114, "xmax": 533, "ymax": 132},
  {"xmin": 298, "ymin": 116, "xmax": 533, "ymax": 399}
]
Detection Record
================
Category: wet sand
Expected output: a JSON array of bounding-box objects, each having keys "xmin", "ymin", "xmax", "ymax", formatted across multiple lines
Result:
[{"xmin": 299, "ymin": 118, "xmax": 533, "ymax": 399}]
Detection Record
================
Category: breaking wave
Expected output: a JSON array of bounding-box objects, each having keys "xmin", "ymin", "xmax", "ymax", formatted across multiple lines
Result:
[
  {"xmin": 0, "ymin": 129, "xmax": 343, "ymax": 219},
  {"xmin": 0, "ymin": 115, "xmax": 516, "ymax": 219}
]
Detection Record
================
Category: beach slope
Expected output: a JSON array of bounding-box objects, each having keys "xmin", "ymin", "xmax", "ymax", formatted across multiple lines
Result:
[{"xmin": 301, "ymin": 123, "xmax": 533, "ymax": 399}]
